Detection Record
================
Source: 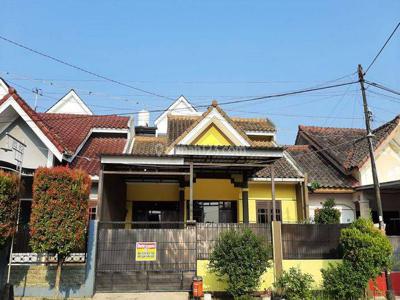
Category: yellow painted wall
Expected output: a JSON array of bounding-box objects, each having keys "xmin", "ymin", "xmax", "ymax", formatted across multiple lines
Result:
[
  {"xmin": 126, "ymin": 182, "xmax": 179, "ymax": 201},
  {"xmin": 282, "ymin": 259, "xmax": 342, "ymax": 288},
  {"xmin": 184, "ymin": 179, "xmax": 240, "ymax": 201},
  {"xmin": 197, "ymin": 260, "xmax": 275, "ymax": 292},
  {"xmin": 246, "ymin": 183, "xmax": 298, "ymax": 223},
  {"xmin": 126, "ymin": 180, "xmax": 299, "ymax": 223},
  {"xmin": 192, "ymin": 124, "xmax": 233, "ymax": 146},
  {"xmin": 197, "ymin": 259, "xmax": 342, "ymax": 291}
]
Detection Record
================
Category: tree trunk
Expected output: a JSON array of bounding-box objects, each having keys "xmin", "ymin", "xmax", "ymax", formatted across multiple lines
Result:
[{"xmin": 54, "ymin": 255, "xmax": 64, "ymax": 298}]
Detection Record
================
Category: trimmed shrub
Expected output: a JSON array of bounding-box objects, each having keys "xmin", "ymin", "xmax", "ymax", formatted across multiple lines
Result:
[
  {"xmin": 314, "ymin": 198, "xmax": 340, "ymax": 224},
  {"xmin": 322, "ymin": 218, "xmax": 393, "ymax": 299},
  {"xmin": 274, "ymin": 267, "xmax": 314, "ymax": 300},
  {"xmin": 30, "ymin": 166, "xmax": 91, "ymax": 292},
  {"xmin": 322, "ymin": 261, "xmax": 368, "ymax": 300},
  {"xmin": 0, "ymin": 171, "xmax": 19, "ymax": 248},
  {"xmin": 209, "ymin": 228, "xmax": 272, "ymax": 298}
]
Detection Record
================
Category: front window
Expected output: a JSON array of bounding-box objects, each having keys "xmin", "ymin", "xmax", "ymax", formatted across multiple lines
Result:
[
  {"xmin": 190, "ymin": 201, "xmax": 237, "ymax": 223},
  {"xmin": 256, "ymin": 200, "xmax": 281, "ymax": 223}
]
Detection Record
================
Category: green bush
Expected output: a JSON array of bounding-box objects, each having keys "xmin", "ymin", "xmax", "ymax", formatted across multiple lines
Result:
[
  {"xmin": 322, "ymin": 218, "xmax": 393, "ymax": 299},
  {"xmin": 314, "ymin": 198, "xmax": 340, "ymax": 224},
  {"xmin": 322, "ymin": 261, "xmax": 368, "ymax": 300},
  {"xmin": 209, "ymin": 228, "xmax": 272, "ymax": 298},
  {"xmin": 274, "ymin": 267, "xmax": 314, "ymax": 300},
  {"xmin": 341, "ymin": 218, "xmax": 392, "ymax": 277},
  {"xmin": 0, "ymin": 170, "xmax": 19, "ymax": 248}
]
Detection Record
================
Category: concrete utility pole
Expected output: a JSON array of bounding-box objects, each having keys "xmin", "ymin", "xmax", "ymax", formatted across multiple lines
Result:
[
  {"xmin": 358, "ymin": 64, "xmax": 393, "ymax": 300},
  {"xmin": 357, "ymin": 64, "xmax": 384, "ymax": 228},
  {"xmin": 33, "ymin": 88, "xmax": 42, "ymax": 111}
]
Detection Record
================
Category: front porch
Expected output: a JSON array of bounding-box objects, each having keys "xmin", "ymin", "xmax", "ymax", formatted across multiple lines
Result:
[{"xmin": 98, "ymin": 154, "xmax": 306, "ymax": 226}]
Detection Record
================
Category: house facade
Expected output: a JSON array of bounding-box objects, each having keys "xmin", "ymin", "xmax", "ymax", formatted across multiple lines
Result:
[
  {"xmin": 291, "ymin": 120, "xmax": 400, "ymax": 234},
  {"xmin": 0, "ymin": 78, "xmax": 307, "ymax": 227}
]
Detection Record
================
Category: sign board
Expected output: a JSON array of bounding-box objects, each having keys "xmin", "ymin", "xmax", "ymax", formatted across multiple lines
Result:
[{"xmin": 135, "ymin": 242, "xmax": 157, "ymax": 261}]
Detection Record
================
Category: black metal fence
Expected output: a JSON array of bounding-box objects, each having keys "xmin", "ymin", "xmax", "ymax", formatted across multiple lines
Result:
[
  {"xmin": 282, "ymin": 224, "xmax": 347, "ymax": 259},
  {"xmin": 389, "ymin": 236, "xmax": 400, "ymax": 271},
  {"xmin": 95, "ymin": 221, "xmax": 272, "ymax": 292},
  {"xmin": 196, "ymin": 222, "xmax": 272, "ymax": 259}
]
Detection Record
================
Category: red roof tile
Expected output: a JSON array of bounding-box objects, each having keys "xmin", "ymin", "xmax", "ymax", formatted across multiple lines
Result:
[
  {"xmin": 70, "ymin": 133, "xmax": 127, "ymax": 175},
  {"xmin": 287, "ymin": 145, "xmax": 356, "ymax": 188},
  {"xmin": 37, "ymin": 113, "xmax": 129, "ymax": 155},
  {"xmin": 297, "ymin": 116, "xmax": 400, "ymax": 172}
]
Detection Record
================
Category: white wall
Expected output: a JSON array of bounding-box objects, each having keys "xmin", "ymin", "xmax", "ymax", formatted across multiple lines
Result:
[
  {"xmin": 359, "ymin": 141, "xmax": 400, "ymax": 186},
  {"xmin": 309, "ymin": 193, "xmax": 355, "ymax": 223},
  {"xmin": 0, "ymin": 117, "xmax": 49, "ymax": 169}
]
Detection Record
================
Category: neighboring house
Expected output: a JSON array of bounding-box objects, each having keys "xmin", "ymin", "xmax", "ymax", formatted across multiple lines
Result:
[
  {"xmin": 0, "ymin": 79, "xmax": 132, "ymax": 225},
  {"xmin": 0, "ymin": 78, "xmax": 307, "ymax": 226},
  {"xmin": 292, "ymin": 120, "xmax": 400, "ymax": 234}
]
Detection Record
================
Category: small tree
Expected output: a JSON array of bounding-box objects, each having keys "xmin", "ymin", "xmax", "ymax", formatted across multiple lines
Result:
[
  {"xmin": 209, "ymin": 228, "xmax": 272, "ymax": 298},
  {"xmin": 30, "ymin": 167, "xmax": 90, "ymax": 293},
  {"xmin": 0, "ymin": 170, "xmax": 19, "ymax": 248},
  {"xmin": 322, "ymin": 218, "xmax": 393, "ymax": 299},
  {"xmin": 314, "ymin": 198, "xmax": 340, "ymax": 224},
  {"xmin": 274, "ymin": 267, "xmax": 314, "ymax": 300}
]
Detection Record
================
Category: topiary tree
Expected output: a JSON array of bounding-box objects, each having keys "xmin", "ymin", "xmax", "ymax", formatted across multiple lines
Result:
[
  {"xmin": 30, "ymin": 167, "xmax": 90, "ymax": 293},
  {"xmin": 0, "ymin": 170, "xmax": 19, "ymax": 248},
  {"xmin": 314, "ymin": 198, "xmax": 340, "ymax": 224},
  {"xmin": 209, "ymin": 228, "xmax": 272, "ymax": 298},
  {"xmin": 322, "ymin": 218, "xmax": 393, "ymax": 299},
  {"xmin": 274, "ymin": 267, "xmax": 314, "ymax": 300}
]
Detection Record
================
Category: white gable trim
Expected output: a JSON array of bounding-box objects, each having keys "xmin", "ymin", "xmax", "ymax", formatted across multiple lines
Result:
[
  {"xmin": 0, "ymin": 96, "xmax": 64, "ymax": 161},
  {"xmin": 174, "ymin": 108, "xmax": 250, "ymax": 150},
  {"xmin": 47, "ymin": 90, "xmax": 93, "ymax": 115},
  {"xmin": 0, "ymin": 79, "xmax": 9, "ymax": 100},
  {"xmin": 154, "ymin": 95, "xmax": 198, "ymax": 126}
]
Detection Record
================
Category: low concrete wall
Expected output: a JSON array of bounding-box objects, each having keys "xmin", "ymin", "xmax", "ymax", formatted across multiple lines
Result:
[
  {"xmin": 11, "ymin": 220, "xmax": 98, "ymax": 298},
  {"xmin": 196, "ymin": 259, "xmax": 342, "ymax": 292}
]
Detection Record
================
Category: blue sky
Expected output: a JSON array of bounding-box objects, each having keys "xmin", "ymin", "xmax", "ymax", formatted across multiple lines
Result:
[{"xmin": 0, "ymin": 1, "xmax": 399, "ymax": 144}]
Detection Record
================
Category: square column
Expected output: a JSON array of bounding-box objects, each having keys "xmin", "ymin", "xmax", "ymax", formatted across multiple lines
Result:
[{"xmin": 242, "ymin": 178, "xmax": 249, "ymax": 224}]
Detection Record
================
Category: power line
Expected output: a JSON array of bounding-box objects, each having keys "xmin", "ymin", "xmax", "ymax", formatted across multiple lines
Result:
[
  {"xmin": 364, "ymin": 22, "xmax": 400, "ymax": 75},
  {"xmin": 365, "ymin": 80, "xmax": 400, "ymax": 96},
  {"xmin": 0, "ymin": 35, "xmax": 173, "ymax": 101},
  {"xmin": 215, "ymin": 81, "xmax": 358, "ymax": 106}
]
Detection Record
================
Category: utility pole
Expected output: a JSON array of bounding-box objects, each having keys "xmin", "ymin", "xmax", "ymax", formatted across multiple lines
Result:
[
  {"xmin": 358, "ymin": 64, "xmax": 393, "ymax": 300},
  {"xmin": 33, "ymin": 88, "xmax": 42, "ymax": 111}
]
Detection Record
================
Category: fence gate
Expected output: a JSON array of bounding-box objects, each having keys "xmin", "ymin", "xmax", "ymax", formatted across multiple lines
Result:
[{"xmin": 95, "ymin": 222, "xmax": 196, "ymax": 292}]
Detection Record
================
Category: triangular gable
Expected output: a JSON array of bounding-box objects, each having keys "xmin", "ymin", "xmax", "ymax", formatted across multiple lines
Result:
[
  {"xmin": 0, "ymin": 91, "xmax": 64, "ymax": 161},
  {"xmin": 47, "ymin": 89, "xmax": 93, "ymax": 115},
  {"xmin": 155, "ymin": 95, "xmax": 201, "ymax": 135},
  {"xmin": 167, "ymin": 102, "xmax": 252, "ymax": 154},
  {"xmin": 192, "ymin": 124, "xmax": 234, "ymax": 146}
]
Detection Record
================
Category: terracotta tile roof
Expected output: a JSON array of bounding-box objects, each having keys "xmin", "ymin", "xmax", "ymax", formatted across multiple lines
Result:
[
  {"xmin": 254, "ymin": 154, "xmax": 303, "ymax": 179},
  {"xmin": 131, "ymin": 136, "xmax": 168, "ymax": 156},
  {"xmin": 0, "ymin": 88, "xmax": 130, "ymax": 157},
  {"xmin": 37, "ymin": 113, "xmax": 129, "ymax": 155},
  {"xmin": 70, "ymin": 133, "xmax": 127, "ymax": 175},
  {"xmin": 165, "ymin": 103, "xmax": 255, "ymax": 152},
  {"xmin": 231, "ymin": 117, "xmax": 275, "ymax": 132},
  {"xmin": 287, "ymin": 145, "xmax": 356, "ymax": 188},
  {"xmin": 166, "ymin": 111, "xmax": 275, "ymax": 147},
  {"xmin": 298, "ymin": 115, "xmax": 400, "ymax": 171}
]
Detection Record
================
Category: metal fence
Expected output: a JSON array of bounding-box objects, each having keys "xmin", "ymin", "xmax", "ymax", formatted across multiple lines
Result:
[
  {"xmin": 282, "ymin": 224, "xmax": 347, "ymax": 259},
  {"xmin": 95, "ymin": 221, "xmax": 272, "ymax": 292},
  {"xmin": 11, "ymin": 223, "xmax": 87, "ymax": 264},
  {"xmin": 196, "ymin": 222, "xmax": 272, "ymax": 259},
  {"xmin": 389, "ymin": 236, "xmax": 400, "ymax": 271}
]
